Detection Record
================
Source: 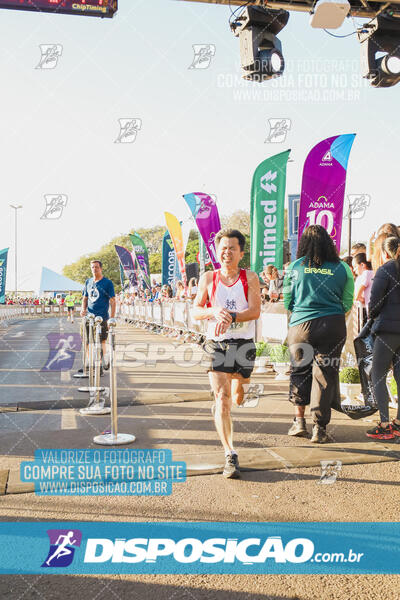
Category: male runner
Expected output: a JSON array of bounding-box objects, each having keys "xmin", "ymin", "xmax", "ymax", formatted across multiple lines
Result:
[
  {"xmin": 80, "ymin": 260, "xmax": 115, "ymax": 372},
  {"xmin": 193, "ymin": 229, "xmax": 261, "ymax": 479},
  {"xmin": 64, "ymin": 291, "xmax": 75, "ymax": 323}
]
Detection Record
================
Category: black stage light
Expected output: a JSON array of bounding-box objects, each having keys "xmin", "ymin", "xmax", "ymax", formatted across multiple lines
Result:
[
  {"xmin": 358, "ymin": 13, "xmax": 400, "ymax": 87},
  {"xmin": 231, "ymin": 6, "xmax": 289, "ymax": 82}
]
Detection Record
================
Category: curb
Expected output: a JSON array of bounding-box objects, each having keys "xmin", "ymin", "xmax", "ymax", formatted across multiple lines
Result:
[{"xmin": 3, "ymin": 391, "xmax": 213, "ymax": 412}]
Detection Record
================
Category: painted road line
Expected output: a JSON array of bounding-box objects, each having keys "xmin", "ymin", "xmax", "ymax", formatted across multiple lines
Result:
[
  {"xmin": 61, "ymin": 409, "xmax": 77, "ymax": 430},
  {"xmin": 264, "ymin": 448, "xmax": 294, "ymax": 468}
]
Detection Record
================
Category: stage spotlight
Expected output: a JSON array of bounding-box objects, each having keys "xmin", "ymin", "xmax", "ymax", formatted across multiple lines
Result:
[
  {"xmin": 378, "ymin": 54, "xmax": 400, "ymax": 75},
  {"xmin": 358, "ymin": 13, "xmax": 400, "ymax": 87},
  {"xmin": 231, "ymin": 6, "xmax": 289, "ymax": 82}
]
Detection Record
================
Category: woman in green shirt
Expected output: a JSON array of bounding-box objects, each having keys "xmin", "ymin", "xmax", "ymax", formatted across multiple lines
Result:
[{"xmin": 283, "ymin": 225, "xmax": 354, "ymax": 443}]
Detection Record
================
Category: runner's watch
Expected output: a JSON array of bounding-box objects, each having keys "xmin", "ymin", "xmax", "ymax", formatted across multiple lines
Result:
[{"xmin": 230, "ymin": 312, "xmax": 237, "ymax": 324}]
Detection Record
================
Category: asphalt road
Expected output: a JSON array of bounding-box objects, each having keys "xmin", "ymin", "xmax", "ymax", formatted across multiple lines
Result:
[{"xmin": 0, "ymin": 316, "xmax": 399, "ymax": 599}]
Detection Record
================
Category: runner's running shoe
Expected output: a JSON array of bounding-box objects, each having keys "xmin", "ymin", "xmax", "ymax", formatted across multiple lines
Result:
[
  {"xmin": 223, "ymin": 453, "xmax": 240, "ymax": 479},
  {"xmin": 391, "ymin": 420, "xmax": 400, "ymax": 437},
  {"xmin": 366, "ymin": 423, "xmax": 395, "ymax": 440}
]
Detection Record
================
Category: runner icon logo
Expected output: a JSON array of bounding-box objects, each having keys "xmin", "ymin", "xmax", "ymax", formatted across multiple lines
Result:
[
  {"xmin": 188, "ymin": 44, "xmax": 216, "ymax": 69},
  {"xmin": 264, "ymin": 119, "xmax": 291, "ymax": 143},
  {"xmin": 41, "ymin": 195, "xmax": 68, "ymax": 220},
  {"xmin": 42, "ymin": 333, "xmax": 81, "ymax": 372},
  {"xmin": 42, "ymin": 529, "xmax": 82, "ymax": 568},
  {"xmin": 115, "ymin": 119, "xmax": 142, "ymax": 144},
  {"xmin": 344, "ymin": 194, "xmax": 371, "ymax": 220},
  {"xmin": 36, "ymin": 44, "xmax": 63, "ymax": 69},
  {"xmin": 318, "ymin": 460, "xmax": 342, "ymax": 485}
]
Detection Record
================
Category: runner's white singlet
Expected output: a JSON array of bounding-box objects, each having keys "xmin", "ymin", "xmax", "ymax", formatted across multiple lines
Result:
[{"xmin": 206, "ymin": 269, "xmax": 255, "ymax": 341}]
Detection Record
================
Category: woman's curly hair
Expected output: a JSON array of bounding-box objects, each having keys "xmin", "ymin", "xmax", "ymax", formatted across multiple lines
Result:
[{"xmin": 297, "ymin": 225, "xmax": 340, "ymax": 267}]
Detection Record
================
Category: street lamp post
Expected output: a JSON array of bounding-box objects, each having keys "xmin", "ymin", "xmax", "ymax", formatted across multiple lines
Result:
[{"xmin": 10, "ymin": 205, "xmax": 22, "ymax": 297}]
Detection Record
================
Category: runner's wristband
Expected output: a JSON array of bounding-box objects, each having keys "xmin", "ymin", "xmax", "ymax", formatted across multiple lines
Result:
[{"xmin": 230, "ymin": 312, "xmax": 237, "ymax": 324}]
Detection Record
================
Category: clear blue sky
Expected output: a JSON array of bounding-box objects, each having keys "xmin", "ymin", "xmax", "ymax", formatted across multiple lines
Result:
[{"xmin": 1, "ymin": 0, "xmax": 398, "ymax": 291}]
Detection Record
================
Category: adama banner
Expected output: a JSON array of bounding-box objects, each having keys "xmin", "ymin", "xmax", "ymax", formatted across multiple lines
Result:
[
  {"xmin": 250, "ymin": 150, "xmax": 290, "ymax": 274},
  {"xmin": 164, "ymin": 212, "xmax": 187, "ymax": 288},
  {"xmin": 0, "ymin": 248, "xmax": 9, "ymax": 304},
  {"xmin": 298, "ymin": 134, "xmax": 356, "ymax": 251}
]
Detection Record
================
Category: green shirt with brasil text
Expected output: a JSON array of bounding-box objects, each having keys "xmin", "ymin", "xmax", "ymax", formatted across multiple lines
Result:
[{"xmin": 283, "ymin": 258, "xmax": 354, "ymax": 327}]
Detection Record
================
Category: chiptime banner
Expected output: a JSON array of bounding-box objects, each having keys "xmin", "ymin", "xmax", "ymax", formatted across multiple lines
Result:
[
  {"xmin": 251, "ymin": 150, "xmax": 290, "ymax": 273},
  {"xmin": 298, "ymin": 134, "xmax": 356, "ymax": 251},
  {"xmin": 0, "ymin": 248, "xmax": 9, "ymax": 304}
]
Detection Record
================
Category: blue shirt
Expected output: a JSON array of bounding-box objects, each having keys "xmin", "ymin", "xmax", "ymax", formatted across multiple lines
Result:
[{"xmin": 83, "ymin": 277, "xmax": 115, "ymax": 320}]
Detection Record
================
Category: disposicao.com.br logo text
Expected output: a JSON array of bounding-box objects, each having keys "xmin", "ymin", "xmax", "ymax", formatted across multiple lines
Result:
[{"xmin": 82, "ymin": 536, "xmax": 363, "ymax": 565}]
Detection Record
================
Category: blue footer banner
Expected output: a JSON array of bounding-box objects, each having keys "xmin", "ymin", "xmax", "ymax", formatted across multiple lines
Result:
[{"xmin": 0, "ymin": 522, "xmax": 399, "ymax": 574}]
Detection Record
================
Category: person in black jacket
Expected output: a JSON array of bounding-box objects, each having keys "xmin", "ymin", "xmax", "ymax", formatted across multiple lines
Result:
[{"xmin": 366, "ymin": 236, "xmax": 400, "ymax": 440}]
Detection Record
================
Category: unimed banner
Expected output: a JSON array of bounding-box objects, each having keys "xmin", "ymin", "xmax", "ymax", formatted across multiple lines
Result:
[
  {"xmin": 194, "ymin": 193, "xmax": 221, "ymax": 270},
  {"xmin": 0, "ymin": 248, "xmax": 8, "ymax": 304},
  {"xmin": 162, "ymin": 230, "xmax": 176, "ymax": 287},
  {"xmin": 298, "ymin": 134, "xmax": 356, "ymax": 251},
  {"xmin": 251, "ymin": 150, "xmax": 290, "ymax": 273}
]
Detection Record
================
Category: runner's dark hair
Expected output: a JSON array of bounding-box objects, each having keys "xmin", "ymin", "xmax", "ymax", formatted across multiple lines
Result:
[
  {"xmin": 297, "ymin": 225, "xmax": 339, "ymax": 267},
  {"xmin": 215, "ymin": 229, "xmax": 246, "ymax": 251},
  {"xmin": 90, "ymin": 259, "xmax": 102, "ymax": 268}
]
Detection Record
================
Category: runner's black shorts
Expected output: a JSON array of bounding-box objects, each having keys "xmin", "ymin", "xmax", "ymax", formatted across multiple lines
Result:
[
  {"xmin": 204, "ymin": 337, "xmax": 256, "ymax": 379},
  {"xmin": 67, "ymin": 306, "xmax": 74, "ymax": 312},
  {"xmin": 85, "ymin": 319, "xmax": 109, "ymax": 342}
]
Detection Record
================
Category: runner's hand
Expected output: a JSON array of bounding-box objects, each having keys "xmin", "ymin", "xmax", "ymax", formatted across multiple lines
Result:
[
  {"xmin": 212, "ymin": 307, "xmax": 232, "ymax": 324},
  {"xmin": 80, "ymin": 309, "xmax": 87, "ymax": 317},
  {"xmin": 215, "ymin": 321, "xmax": 230, "ymax": 337}
]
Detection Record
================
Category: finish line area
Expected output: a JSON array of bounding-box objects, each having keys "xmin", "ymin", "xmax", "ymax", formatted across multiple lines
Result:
[{"xmin": 0, "ymin": 315, "xmax": 399, "ymax": 501}]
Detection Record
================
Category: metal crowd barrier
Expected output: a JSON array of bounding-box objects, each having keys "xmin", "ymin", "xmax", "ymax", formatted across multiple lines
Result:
[
  {"xmin": 0, "ymin": 304, "xmax": 82, "ymax": 323},
  {"xmin": 118, "ymin": 299, "xmax": 292, "ymax": 344},
  {"xmin": 118, "ymin": 299, "xmax": 362, "ymax": 350}
]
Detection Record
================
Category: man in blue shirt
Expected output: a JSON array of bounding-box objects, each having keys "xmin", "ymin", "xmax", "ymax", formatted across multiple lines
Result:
[{"xmin": 81, "ymin": 260, "xmax": 115, "ymax": 370}]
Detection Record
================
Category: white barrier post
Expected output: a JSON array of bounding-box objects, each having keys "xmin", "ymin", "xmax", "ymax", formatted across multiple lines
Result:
[{"xmin": 94, "ymin": 318, "xmax": 135, "ymax": 445}]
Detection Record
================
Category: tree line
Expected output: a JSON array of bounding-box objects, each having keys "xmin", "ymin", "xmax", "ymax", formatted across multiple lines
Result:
[{"xmin": 62, "ymin": 211, "xmax": 252, "ymax": 291}]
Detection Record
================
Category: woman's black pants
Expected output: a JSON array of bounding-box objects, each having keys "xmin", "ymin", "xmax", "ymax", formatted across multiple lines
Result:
[{"xmin": 287, "ymin": 314, "xmax": 347, "ymax": 428}]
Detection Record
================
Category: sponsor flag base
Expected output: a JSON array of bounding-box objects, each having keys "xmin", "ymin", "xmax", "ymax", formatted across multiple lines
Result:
[
  {"xmin": 73, "ymin": 372, "xmax": 89, "ymax": 379},
  {"xmin": 78, "ymin": 386, "xmax": 105, "ymax": 393},
  {"xmin": 93, "ymin": 432, "xmax": 136, "ymax": 445}
]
